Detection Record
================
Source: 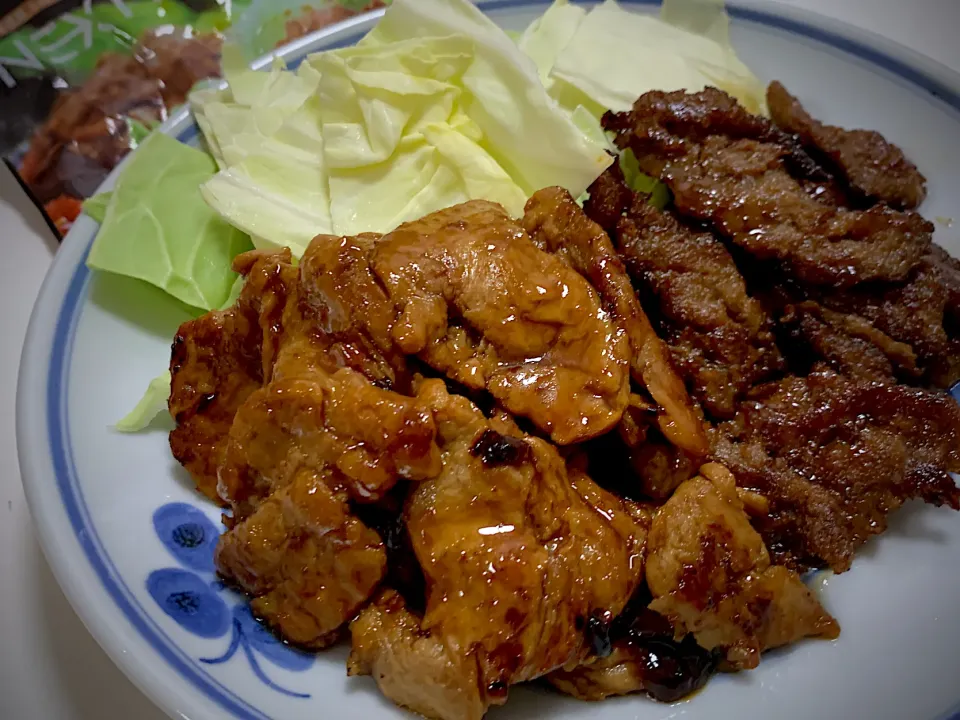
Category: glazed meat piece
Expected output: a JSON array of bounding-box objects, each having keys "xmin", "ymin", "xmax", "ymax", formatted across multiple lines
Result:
[
  {"xmin": 767, "ymin": 81, "xmax": 927, "ymax": 209},
  {"xmin": 349, "ymin": 590, "xmax": 485, "ymax": 720},
  {"xmin": 612, "ymin": 193, "xmax": 785, "ymax": 419},
  {"xmin": 646, "ymin": 463, "xmax": 839, "ymax": 669},
  {"xmin": 604, "ymin": 88, "xmax": 932, "ymax": 287},
  {"xmin": 712, "ymin": 368, "xmax": 960, "ymax": 572},
  {"xmin": 169, "ymin": 249, "xmax": 296, "ymax": 502},
  {"xmin": 297, "ymin": 232, "xmax": 412, "ymax": 391},
  {"xmin": 218, "ymin": 366, "xmax": 441, "ymax": 518},
  {"xmin": 523, "ymin": 186, "xmax": 707, "ymax": 455},
  {"xmin": 172, "ymin": 237, "xmax": 445, "ymax": 650},
  {"xmin": 367, "ymin": 200, "xmax": 630, "ymax": 444},
  {"xmin": 216, "ymin": 467, "xmax": 386, "ymax": 648},
  {"xmin": 214, "ymin": 365, "xmax": 441, "ymax": 647},
  {"xmin": 348, "ymin": 380, "xmax": 649, "ymax": 719}
]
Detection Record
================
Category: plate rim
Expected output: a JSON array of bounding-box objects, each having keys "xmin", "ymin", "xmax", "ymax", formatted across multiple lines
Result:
[{"xmin": 16, "ymin": 3, "xmax": 960, "ymax": 720}]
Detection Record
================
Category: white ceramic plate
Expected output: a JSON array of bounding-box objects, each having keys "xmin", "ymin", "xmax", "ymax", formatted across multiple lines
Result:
[{"xmin": 17, "ymin": 3, "xmax": 960, "ymax": 720}]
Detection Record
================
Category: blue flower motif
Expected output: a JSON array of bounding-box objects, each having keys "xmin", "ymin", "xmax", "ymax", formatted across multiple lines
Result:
[
  {"xmin": 146, "ymin": 568, "xmax": 230, "ymax": 639},
  {"xmin": 146, "ymin": 501, "xmax": 315, "ymax": 699},
  {"xmin": 201, "ymin": 605, "xmax": 313, "ymax": 698},
  {"xmin": 153, "ymin": 503, "xmax": 219, "ymax": 572},
  {"xmin": 234, "ymin": 604, "xmax": 314, "ymax": 672}
]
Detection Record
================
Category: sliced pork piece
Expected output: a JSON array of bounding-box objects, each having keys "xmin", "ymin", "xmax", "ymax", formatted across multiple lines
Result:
[
  {"xmin": 347, "ymin": 380, "xmax": 649, "ymax": 719},
  {"xmin": 368, "ymin": 200, "xmax": 631, "ymax": 444},
  {"xmin": 216, "ymin": 467, "xmax": 387, "ymax": 649},
  {"xmin": 169, "ymin": 249, "xmax": 296, "ymax": 502},
  {"xmin": 523, "ymin": 186, "xmax": 707, "ymax": 456},
  {"xmin": 604, "ymin": 88, "xmax": 932, "ymax": 288},
  {"xmin": 218, "ymin": 367, "xmax": 441, "ymax": 518},
  {"xmin": 297, "ymin": 231, "xmax": 413, "ymax": 392},
  {"xmin": 348, "ymin": 590, "xmax": 486, "ymax": 720},
  {"xmin": 767, "ymin": 81, "xmax": 927, "ymax": 209},
  {"xmin": 214, "ymin": 365, "xmax": 441, "ymax": 647},
  {"xmin": 646, "ymin": 463, "xmax": 839, "ymax": 669}
]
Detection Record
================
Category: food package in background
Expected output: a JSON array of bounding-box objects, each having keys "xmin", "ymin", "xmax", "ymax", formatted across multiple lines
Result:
[{"xmin": 0, "ymin": 0, "xmax": 385, "ymax": 238}]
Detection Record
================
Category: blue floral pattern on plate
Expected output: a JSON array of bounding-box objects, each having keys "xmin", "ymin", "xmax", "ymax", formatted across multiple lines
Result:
[{"xmin": 146, "ymin": 502, "xmax": 314, "ymax": 698}]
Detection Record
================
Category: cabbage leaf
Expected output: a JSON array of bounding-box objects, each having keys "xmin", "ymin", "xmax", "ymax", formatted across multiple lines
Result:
[
  {"xmin": 522, "ymin": 0, "xmax": 767, "ymax": 116},
  {"xmin": 85, "ymin": 132, "xmax": 252, "ymax": 311}
]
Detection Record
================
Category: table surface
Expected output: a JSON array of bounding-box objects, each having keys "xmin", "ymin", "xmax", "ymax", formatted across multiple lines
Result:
[{"xmin": 1, "ymin": 2, "xmax": 958, "ymax": 718}]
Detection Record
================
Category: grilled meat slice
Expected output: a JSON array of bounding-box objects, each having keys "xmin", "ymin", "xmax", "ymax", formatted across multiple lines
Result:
[
  {"xmin": 779, "ymin": 300, "xmax": 918, "ymax": 383},
  {"xmin": 612, "ymin": 194, "xmax": 784, "ymax": 419},
  {"xmin": 767, "ymin": 81, "xmax": 927, "ymax": 209},
  {"xmin": 813, "ymin": 258, "xmax": 960, "ymax": 388},
  {"xmin": 712, "ymin": 368, "xmax": 960, "ymax": 572},
  {"xmin": 605, "ymin": 88, "xmax": 932, "ymax": 287}
]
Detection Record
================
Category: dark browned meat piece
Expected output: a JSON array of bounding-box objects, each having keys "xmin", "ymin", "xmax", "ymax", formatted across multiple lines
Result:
[
  {"xmin": 605, "ymin": 88, "xmax": 932, "ymax": 288},
  {"xmin": 612, "ymin": 195, "xmax": 785, "ymax": 419},
  {"xmin": 767, "ymin": 81, "xmax": 927, "ymax": 209},
  {"xmin": 169, "ymin": 249, "xmax": 296, "ymax": 502},
  {"xmin": 814, "ymin": 258, "xmax": 960, "ymax": 388},
  {"xmin": 925, "ymin": 243, "xmax": 960, "ymax": 322},
  {"xmin": 347, "ymin": 380, "xmax": 649, "ymax": 720},
  {"xmin": 646, "ymin": 463, "xmax": 839, "ymax": 670},
  {"xmin": 712, "ymin": 368, "xmax": 960, "ymax": 572},
  {"xmin": 583, "ymin": 163, "xmax": 635, "ymax": 231},
  {"xmin": 523, "ymin": 186, "xmax": 707, "ymax": 456},
  {"xmin": 367, "ymin": 200, "xmax": 631, "ymax": 444},
  {"xmin": 780, "ymin": 300, "xmax": 918, "ymax": 383}
]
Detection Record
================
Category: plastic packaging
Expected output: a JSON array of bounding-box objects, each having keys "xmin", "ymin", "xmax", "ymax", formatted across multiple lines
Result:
[{"xmin": 0, "ymin": 0, "xmax": 384, "ymax": 236}]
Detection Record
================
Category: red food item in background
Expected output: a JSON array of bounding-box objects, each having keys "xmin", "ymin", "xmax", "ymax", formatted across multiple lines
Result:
[
  {"xmin": 278, "ymin": 1, "xmax": 386, "ymax": 46},
  {"xmin": 44, "ymin": 195, "xmax": 83, "ymax": 236}
]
